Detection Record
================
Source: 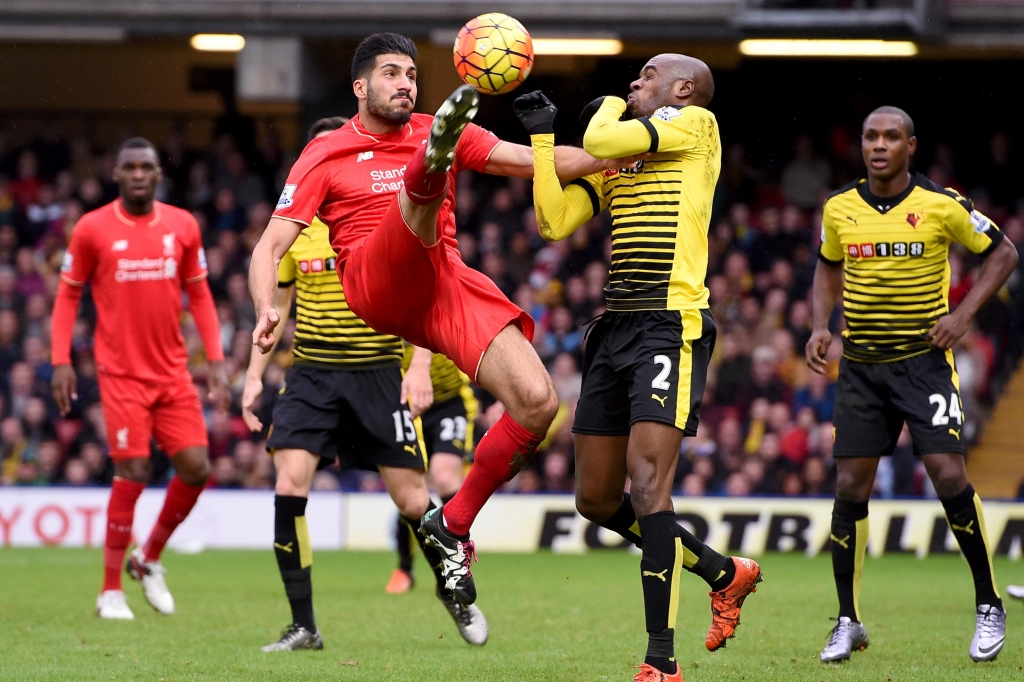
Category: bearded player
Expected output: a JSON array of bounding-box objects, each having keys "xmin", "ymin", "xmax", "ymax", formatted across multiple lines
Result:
[
  {"xmin": 249, "ymin": 33, "xmax": 626, "ymax": 606},
  {"xmin": 516, "ymin": 55, "xmax": 761, "ymax": 682},
  {"xmin": 51, "ymin": 137, "xmax": 228, "ymax": 620},
  {"xmin": 243, "ymin": 116, "xmax": 487, "ymax": 651}
]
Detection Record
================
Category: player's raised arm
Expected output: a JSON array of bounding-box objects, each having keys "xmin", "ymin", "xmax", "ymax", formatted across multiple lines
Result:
[
  {"xmin": 513, "ymin": 91, "xmax": 605, "ymax": 241},
  {"xmin": 250, "ymin": 217, "xmax": 304, "ymax": 353}
]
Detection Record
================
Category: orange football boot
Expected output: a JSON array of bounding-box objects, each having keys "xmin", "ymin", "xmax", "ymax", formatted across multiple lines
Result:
[
  {"xmin": 385, "ymin": 568, "xmax": 414, "ymax": 594},
  {"xmin": 633, "ymin": 662, "xmax": 683, "ymax": 682},
  {"xmin": 706, "ymin": 557, "xmax": 762, "ymax": 651}
]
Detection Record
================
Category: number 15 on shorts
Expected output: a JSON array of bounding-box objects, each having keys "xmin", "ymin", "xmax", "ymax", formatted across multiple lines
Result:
[{"xmin": 392, "ymin": 409, "xmax": 416, "ymax": 442}]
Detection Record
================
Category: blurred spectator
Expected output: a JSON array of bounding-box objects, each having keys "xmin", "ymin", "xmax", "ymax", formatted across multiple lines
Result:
[{"xmin": 781, "ymin": 134, "xmax": 831, "ymax": 209}]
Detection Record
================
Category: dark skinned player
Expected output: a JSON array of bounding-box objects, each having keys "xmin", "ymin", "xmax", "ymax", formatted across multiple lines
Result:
[
  {"xmin": 52, "ymin": 138, "xmax": 229, "ymax": 619},
  {"xmin": 808, "ymin": 107, "xmax": 1018, "ymax": 663}
]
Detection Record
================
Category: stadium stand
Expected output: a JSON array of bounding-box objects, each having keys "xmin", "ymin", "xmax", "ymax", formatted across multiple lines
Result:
[{"xmin": 0, "ymin": 122, "xmax": 1021, "ymax": 498}]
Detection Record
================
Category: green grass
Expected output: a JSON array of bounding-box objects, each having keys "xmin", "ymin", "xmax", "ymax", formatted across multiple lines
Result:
[{"xmin": 1, "ymin": 549, "xmax": 1022, "ymax": 681}]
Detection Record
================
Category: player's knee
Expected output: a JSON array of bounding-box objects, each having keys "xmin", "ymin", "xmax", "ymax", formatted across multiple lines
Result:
[
  {"xmin": 514, "ymin": 377, "xmax": 558, "ymax": 431},
  {"xmin": 393, "ymin": 485, "xmax": 430, "ymax": 519},
  {"xmin": 275, "ymin": 467, "xmax": 311, "ymax": 497},
  {"xmin": 575, "ymin": 491, "xmax": 619, "ymax": 523},
  {"xmin": 835, "ymin": 468, "xmax": 871, "ymax": 502},
  {"xmin": 931, "ymin": 462, "xmax": 969, "ymax": 499},
  {"xmin": 179, "ymin": 458, "xmax": 210, "ymax": 487},
  {"xmin": 114, "ymin": 457, "xmax": 149, "ymax": 483}
]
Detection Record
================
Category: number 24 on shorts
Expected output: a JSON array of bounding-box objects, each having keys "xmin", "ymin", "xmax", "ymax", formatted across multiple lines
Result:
[{"xmin": 929, "ymin": 393, "xmax": 962, "ymax": 426}]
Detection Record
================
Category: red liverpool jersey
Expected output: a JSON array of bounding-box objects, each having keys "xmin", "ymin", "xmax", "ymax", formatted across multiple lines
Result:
[
  {"xmin": 60, "ymin": 199, "xmax": 210, "ymax": 381},
  {"xmin": 272, "ymin": 113, "xmax": 500, "ymax": 264}
]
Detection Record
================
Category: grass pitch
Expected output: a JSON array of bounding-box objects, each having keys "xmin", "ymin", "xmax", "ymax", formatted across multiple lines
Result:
[{"xmin": 2, "ymin": 548, "xmax": 1022, "ymax": 681}]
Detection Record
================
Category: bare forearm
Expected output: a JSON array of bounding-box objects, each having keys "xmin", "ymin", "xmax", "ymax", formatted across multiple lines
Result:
[
  {"xmin": 249, "ymin": 238, "xmax": 281, "ymax": 315},
  {"xmin": 247, "ymin": 288, "xmax": 293, "ymax": 378},
  {"xmin": 956, "ymin": 238, "xmax": 1019, "ymax": 318},
  {"xmin": 811, "ymin": 260, "xmax": 844, "ymax": 330},
  {"xmin": 554, "ymin": 146, "xmax": 605, "ymax": 181}
]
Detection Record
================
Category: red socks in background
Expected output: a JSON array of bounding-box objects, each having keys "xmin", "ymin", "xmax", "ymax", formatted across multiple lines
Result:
[
  {"xmin": 103, "ymin": 477, "xmax": 145, "ymax": 592},
  {"xmin": 442, "ymin": 412, "xmax": 542, "ymax": 536},
  {"xmin": 143, "ymin": 477, "xmax": 205, "ymax": 562}
]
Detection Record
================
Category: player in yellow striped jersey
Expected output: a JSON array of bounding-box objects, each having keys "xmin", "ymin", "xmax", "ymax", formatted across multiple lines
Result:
[
  {"xmin": 387, "ymin": 346, "xmax": 479, "ymax": 594},
  {"xmin": 807, "ymin": 107, "xmax": 1018, "ymax": 664},
  {"xmin": 241, "ymin": 117, "xmax": 488, "ymax": 652},
  {"xmin": 514, "ymin": 55, "xmax": 760, "ymax": 682}
]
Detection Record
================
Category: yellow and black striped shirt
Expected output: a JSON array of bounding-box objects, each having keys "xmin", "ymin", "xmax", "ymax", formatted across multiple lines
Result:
[
  {"xmin": 530, "ymin": 97, "xmax": 720, "ymax": 312},
  {"xmin": 278, "ymin": 219, "xmax": 403, "ymax": 367},
  {"xmin": 820, "ymin": 173, "xmax": 1004, "ymax": 363},
  {"xmin": 401, "ymin": 344, "xmax": 470, "ymax": 404}
]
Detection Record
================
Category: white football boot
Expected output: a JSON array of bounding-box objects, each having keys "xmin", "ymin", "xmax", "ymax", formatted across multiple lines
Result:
[
  {"xmin": 96, "ymin": 590, "xmax": 135, "ymax": 620},
  {"xmin": 1007, "ymin": 585, "xmax": 1024, "ymax": 601},
  {"xmin": 437, "ymin": 588, "xmax": 489, "ymax": 646},
  {"xmin": 820, "ymin": 616, "xmax": 869, "ymax": 663},
  {"xmin": 970, "ymin": 604, "xmax": 1006, "ymax": 662},
  {"xmin": 126, "ymin": 548, "xmax": 175, "ymax": 615}
]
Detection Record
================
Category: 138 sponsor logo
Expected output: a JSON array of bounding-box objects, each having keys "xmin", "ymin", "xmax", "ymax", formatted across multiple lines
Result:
[{"xmin": 847, "ymin": 241, "xmax": 925, "ymax": 259}]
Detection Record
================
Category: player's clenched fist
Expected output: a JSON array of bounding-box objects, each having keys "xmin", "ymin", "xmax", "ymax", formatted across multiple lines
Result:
[
  {"xmin": 253, "ymin": 308, "xmax": 281, "ymax": 354},
  {"xmin": 513, "ymin": 90, "xmax": 557, "ymax": 135},
  {"xmin": 805, "ymin": 328, "xmax": 832, "ymax": 375}
]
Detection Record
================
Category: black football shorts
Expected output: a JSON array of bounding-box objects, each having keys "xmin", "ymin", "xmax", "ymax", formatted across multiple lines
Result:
[
  {"xmin": 573, "ymin": 309, "xmax": 717, "ymax": 437},
  {"xmin": 833, "ymin": 349, "xmax": 966, "ymax": 457}
]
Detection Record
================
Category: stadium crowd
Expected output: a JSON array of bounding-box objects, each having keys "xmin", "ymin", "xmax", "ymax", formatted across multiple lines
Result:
[{"xmin": 1, "ymin": 123, "xmax": 1022, "ymax": 498}]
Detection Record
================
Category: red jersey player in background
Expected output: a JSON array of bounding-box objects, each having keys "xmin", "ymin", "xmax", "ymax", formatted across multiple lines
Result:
[
  {"xmin": 51, "ymin": 138, "xmax": 228, "ymax": 620},
  {"xmin": 250, "ymin": 34, "xmax": 631, "ymax": 607}
]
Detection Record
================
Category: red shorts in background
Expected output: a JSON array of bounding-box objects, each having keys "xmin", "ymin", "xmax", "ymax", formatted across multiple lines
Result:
[
  {"xmin": 343, "ymin": 199, "xmax": 534, "ymax": 383},
  {"xmin": 97, "ymin": 372, "xmax": 208, "ymax": 459}
]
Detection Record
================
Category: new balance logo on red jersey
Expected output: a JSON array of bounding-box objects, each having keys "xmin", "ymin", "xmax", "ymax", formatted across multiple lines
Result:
[
  {"xmin": 357, "ymin": 151, "xmax": 374, "ymax": 162},
  {"xmin": 112, "ymin": 240, "xmax": 129, "ymax": 252}
]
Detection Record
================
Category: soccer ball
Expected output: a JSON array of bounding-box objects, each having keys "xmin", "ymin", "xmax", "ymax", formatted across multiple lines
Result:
[{"xmin": 453, "ymin": 13, "xmax": 534, "ymax": 95}]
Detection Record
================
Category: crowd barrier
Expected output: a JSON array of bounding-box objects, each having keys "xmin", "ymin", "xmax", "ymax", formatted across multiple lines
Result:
[{"xmin": 2, "ymin": 489, "xmax": 1023, "ymax": 559}]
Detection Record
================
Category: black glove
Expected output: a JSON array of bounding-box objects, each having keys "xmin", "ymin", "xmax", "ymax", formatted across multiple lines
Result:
[
  {"xmin": 514, "ymin": 90, "xmax": 557, "ymax": 135},
  {"xmin": 579, "ymin": 97, "xmax": 606, "ymax": 129}
]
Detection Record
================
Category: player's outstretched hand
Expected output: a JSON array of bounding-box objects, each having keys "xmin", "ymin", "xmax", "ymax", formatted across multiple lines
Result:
[
  {"xmin": 513, "ymin": 90, "xmax": 557, "ymax": 135},
  {"xmin": 207, "ymin": 360, "xmax": 230, "ymax": 411},
  {"xmin": 51, "ymin": 365, "xmax": 78, "ymax": 416},
  {"xmin": 401, "ymin": 362, "xmax": 434, "ymax": 419},
  {"xmin": 927, "ymin": 311, "xmax": 970, "ymax": 350},
  {"xmin": 241, "ymin": 373, "xmax": 264, "ymax": 432},
  {"xmin": 253, "ymin": 309, "xmax": 281, "ymax": 354},
  {"xmin": 805, "ymin": 328, "xmax": 832, "ymax": 375}
]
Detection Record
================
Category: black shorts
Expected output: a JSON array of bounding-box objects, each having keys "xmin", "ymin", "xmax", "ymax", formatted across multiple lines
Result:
[
  {"xmin": 573, "ymin": 309, "xmax": 717, "ymax": 437},
  {"xmin": 420, "ymin": 391, "xmax": 477, "ymax": 459},
  {"xmin": 833, "ymin": 350, "xmax": 966, "ymax": 457},
  {"xmin": 266, "ymin": 363, "xmax": 426, "ymax": 471}
]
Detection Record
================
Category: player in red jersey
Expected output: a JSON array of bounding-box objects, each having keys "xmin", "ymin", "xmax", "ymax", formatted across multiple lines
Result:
[
  {"xmin": 51, "ymin": 138, "xmax": 228, "ymax": 620},
  {"xmin": 250, "ymin": 33, "xmax": 628, "ymax": 606}
]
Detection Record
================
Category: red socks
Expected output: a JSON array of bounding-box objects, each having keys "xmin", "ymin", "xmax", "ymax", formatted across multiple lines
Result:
[
  {"xmin": 103, "ymin": 477, "xmax": 145, "ymax": 592},
  {"xmin": 143, "ymin": 477, "xmax": 205, "ymax": 562},
  {"xmin": 442, "ymin": 412, "xmax": 542, "ymax": 536},
  {"xmin": 403, "ymin": 144, "xmax": 449, "ymax": 205}
]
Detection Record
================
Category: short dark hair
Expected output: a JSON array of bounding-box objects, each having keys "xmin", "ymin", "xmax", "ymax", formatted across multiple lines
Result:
[
  {"xmin": 865, "ymin": 106, "xmax": 915, "ymax": 138},
  {"xmin": 307, "ymin": 117, "xmax": 349, "ymax": 141},
  {"xmin": 351, "ymin": 33, "xmax": 417, "ymax": 83},
  {"xmin": 117, "ymin": 136, "xmax": 159, "ymax": 160}
]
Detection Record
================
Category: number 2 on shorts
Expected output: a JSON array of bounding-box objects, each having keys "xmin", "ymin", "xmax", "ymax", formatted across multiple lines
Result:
[{"xmin": 652, "ymin": 355, "xmax": 672, "ymax": 391}]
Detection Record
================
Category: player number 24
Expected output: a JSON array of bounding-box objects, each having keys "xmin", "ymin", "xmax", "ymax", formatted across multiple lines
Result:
[
  {"xmin": 391, "ymin": 410, "xmax": 416, "ymax": 442},
  {"xmin": 928, "ymin": 393, "xmax": 962, "ymax": 426}
]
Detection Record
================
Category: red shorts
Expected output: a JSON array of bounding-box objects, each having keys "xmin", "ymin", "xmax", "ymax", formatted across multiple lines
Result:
[
  {"xmin": 97, "ymin": 372, "xmax": 208, "ymax": 460},
  {"xmin": 343, "ymin": 199, "xmax": 534, "ymax": 382}
]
